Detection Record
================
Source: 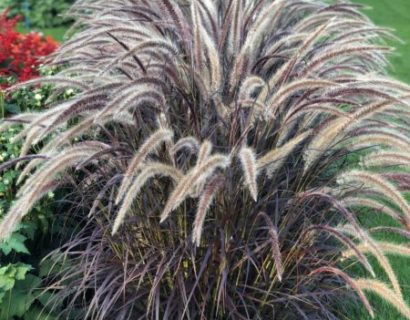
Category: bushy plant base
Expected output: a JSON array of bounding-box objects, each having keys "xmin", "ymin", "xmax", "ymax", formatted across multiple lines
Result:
[{"xmin": 0, "ymin": 0, "xmax": 410, "ymax": 319}]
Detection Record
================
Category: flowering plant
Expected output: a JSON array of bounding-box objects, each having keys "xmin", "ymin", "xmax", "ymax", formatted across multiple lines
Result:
[{"xmin": 0, "ymin": 10, "xmax": 58, "ymax": 88}]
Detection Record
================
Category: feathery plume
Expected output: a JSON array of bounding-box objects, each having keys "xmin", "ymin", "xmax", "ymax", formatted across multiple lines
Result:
[
  {"xmin": 0, "ymin": 182, "xmax": 57, "ymax": 241},
  {"xmin": 339, "ymin": 171, "xmax": 410, "ymax": 221},
  {"xmin": 191, "ymin": 140, "xmax": 213, "ymax": 197},
  {"xmin": 347, "ymin": 131, "xmax": 410, "ymax": 151},
  {"xmin": 239, "ymin": 146, "xmax": 258, "ymax": 201},
  {"xmin": 268, "ymin": 22, "xmax": 330, "ymax": 87},
  {"xmin": 17, "ymin": 144, "xmax": 108, "ymax": 198},
  {"xmin": 6, "ymin": 76, "xmax": 91, "ymax": 92},
  {"xmin": 343, "ymin": 241, "xmax": 410, "ymax": 258},
  {"xmin": 231, "ymin": 0, "xmax": 286, "ymax": 88},
  {"xmin": 309, "ymin": 225, "xmax": 375, "ymax": 277},
  {"xmin": 257, "ymin": 131, "xmax": 311, "ymax": 173},
  {"xmin": 197, "ymin": 140, "xmax": 212, "ymax": 165},
  {"xmin": 304, "ymin": 117, "xmax": 350, "ymax": 171},
  {"xmin": 258, "ymin": 212, "xmax": 284, "ymax": 282},
  {"xmin": 354, "ymin": 279, "xmax": 410, "ymax": 319},
  {"xmin": 0, "ymin": 155, "xmax": 49, "ymax": 173},
  {"xmin": 116, "ymin": 128, "xmax": 174, "ymax": 204},
  {"xmin": 225, "ymin": 0, "xmax": 242, "ymax": 55},
  {"xmin": 310, "ymin": 267, "xmax": 374, "ymax": 318},
  {"xmin": 338, "ymin": 224, "xmax": 403, "ymax": 298},
  {"xmin": 361, "ymin": 151, "xmax": 410, "ymax": 168},
  {"xmin": 171, "ymin": 137, "xmax": 200, "ymax": 157},
  {"xmin": 343, "ymin": 197, "xmax": 404, "ymax": 225},
  {"xmin": 267, "ymin": 79, "xmax": 336, "ymax": 114},
  {"xmin": 191, "ymin": 0, "xmax": 221, "ymax": 93},
  {"xmin": 302, "ymin": 45, "xmax": 392, "ymax": 75},
  {"xmin": 370, "ymin": 227, "xmax": 410, "ymax": 239},
  {"xmin": 160, "ymin": 154, "xmax": 230, "ymax": 223},
  {"xmin": 192, "ymin": 175, "xmax": 224, "ymax": 246},
  {"xmin": 112, "ymin": 163, "xmax": 183, "ymax": 235}
]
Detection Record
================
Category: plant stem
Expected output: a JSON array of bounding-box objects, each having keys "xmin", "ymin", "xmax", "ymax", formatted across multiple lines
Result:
[{"xmin": 0, "ymin": 90, "xmax": 4, "ymax": 119}]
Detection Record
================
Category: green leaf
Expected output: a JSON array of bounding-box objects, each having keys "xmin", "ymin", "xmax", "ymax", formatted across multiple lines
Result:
[
  {"xmin": 23, "ymin": 306, "xmax": 58, "ymax": 320},
  {"xmin": 0, "ymin": 274, "xmax": 41, "ymax": 318},
  {"xmin": 0, "ymin": 233, "xmax": 30, "ymax": 255},
  {"xmin": 20, "ymin": 222, "xmax": 36, "ymax": 240},
  {"xmin": 15, "ymin": 264, "xmax": 32, "ymax": 280},
  {"xmin": 0, "ymin": 276, "xmax": 15, "ymax": 292},
  {"xmin": 4, "ymin": 103, "xmax": 21, "ymax": 114},
  {"xmin": 0, "ymin": 263, "xmax": 31, "ymax": 294},
  {"xmin": 39, "ymin": 255, "xmax": 71, "ymax": 278},
  {"xmin": 37, "ymin": 290, "xmax": 63, "ymax": 313},
  {"xmin": 0, "ymin": 264, "xmax": 28, "ymax": 304},
  {"xmin": 0, "ymin": 289, "xmax": 33, "ymax": 318},
  {"xmin": 0, "ymin": 58, "xmax": 12, "ymax": 69},
  {"xmin": 0, "ymin": 266, "xmax": 9, "ymax": 276}
]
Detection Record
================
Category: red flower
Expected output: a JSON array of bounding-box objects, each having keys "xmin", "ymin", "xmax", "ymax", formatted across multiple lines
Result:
[{"xmin": 0, "ymin": 10, "xmax": 58, "ymax": 89}]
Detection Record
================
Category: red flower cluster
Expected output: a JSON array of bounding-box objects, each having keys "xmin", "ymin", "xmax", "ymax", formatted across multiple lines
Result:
[{"xmin": 0, "ymin": 10, "xmax": 58, "ymax": 88}]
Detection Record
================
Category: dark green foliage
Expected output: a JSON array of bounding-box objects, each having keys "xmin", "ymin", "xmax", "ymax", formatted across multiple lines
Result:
[
  {"xmin": 0, "ymin": 85, "xmax": 72, "ymax": 320},
  {"xmin": 0, "ymin": 0, "xmax": 73, "ymax": 28}
]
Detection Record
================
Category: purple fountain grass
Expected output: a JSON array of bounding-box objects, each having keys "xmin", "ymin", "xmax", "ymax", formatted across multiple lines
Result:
[{"xmin": 0, "ymin": 0, "xmax": 409, "ymax": 319}]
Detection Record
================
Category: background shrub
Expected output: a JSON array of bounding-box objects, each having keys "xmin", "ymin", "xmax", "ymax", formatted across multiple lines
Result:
[
  {"xmin": 1, "ymin": 0, "xmax": 410, "ymax": 319},
  {"xmin": 0, "ymin": 53, "xmax": 73, "ymax": 319},
  {"xmin": 0, "ymin": 10, "xmax": 58, "ymax": 90},
  {"xmin": 0, "ymin": 0, "xmax": 73, "ymax": 29},
  {"xmin": 0, "ymin": 85, "xmax": 64, "ymax": 320}
]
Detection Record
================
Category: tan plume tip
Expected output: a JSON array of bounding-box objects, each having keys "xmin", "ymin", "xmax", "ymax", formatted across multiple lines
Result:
[
  {"xmin": 160, "ymin": 154, "xmax": 230, "ymax": 223},
  {"xmin": 157, "ymin": 112, "xmax": 168, "ymax": 129},
  {"xmin": 17, "ymin": 145, "xmax": 103, "ymax": 198},
  {"xmin": 192, "ymin": 176, "xmax": 224, "ymax": 246},
  {"xmin": 343, "ymin": 241, "xmax": 410, "ymax": 258},
  {"xmin": 338, "ymin": 224, "xmax": 403, "ymax": 299},
  {"xmin": 310, "ymin": 225, "xmax": 375, "ymax": 277},
  {"xmin": 191, "ymin": 140, "xmax": 213, "ymax": 197},
  {"xmin": 361, "ymin": 151, "xmax": 410, "ymax": 168},
  {"xmin": 267, "ymin": 79, "xmax": 337, "ymax": 112},
  {"xmin": 310, "ymin": 267, "xmax": 374, "ymax": 318},
  {"xmin": 171, "ymin": 136, "xmax": 200, "ymax": 156},
  {"xmin": 0, "ymin": 181, "xmax": 57, "ymax": 241},
  {"xmin": 115, "ymin": 128, "xmax": 174, "ymax": 205},
  {"xmin": 197, "ymin": 140, "xmax": 213, "ymax": 165},
  {"xmin": 304, "ymin": 117, "xmax": 349, "ymax": 171},
  {"xmin": 239, "ymin": 146, "xmax": 258, "ymax": 201},
  {"xmin": 112, "ymin": 162, "xmax": 183, "ymax": 235},
  {"xmin": 343, "ymin": 197, "xmax": 402, "ymax": 223},
  {"xmin": 338, "ymin": 170, "xmax": 410, "ymax": 221},
  {"xmin": 355, "ymin": 279, "xmax": 410, "ymax": 319},
  {"xmin": 258, "ymin": 212, "xmax": 284, "ymax": 282},
  {"xmin": 0, "ymin": 113, "xmax": 36, "ymax": 134},
  {"xmin": 257, "ymin": 131, "xmax": 311, "ymax": 175},
  {"xmin": 348, "ymin": 132, "xmax": 410, "ymax": 151}
]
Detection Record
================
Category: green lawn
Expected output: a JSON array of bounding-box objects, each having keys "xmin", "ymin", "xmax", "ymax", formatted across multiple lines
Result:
[
  {"xmin": 355, "ymin": 0, "xmax": 410, "ymax": 83},
  {"xmin": 346, "ymin": 1, "xmax": 410, "ymax": 319},
  {"xmin": 37, "ymin": 26, "xmax": 67, "ymax": 42},
  {"xmin": 16, "ymin": 24, "xmax": 67, "ymax": 42}
]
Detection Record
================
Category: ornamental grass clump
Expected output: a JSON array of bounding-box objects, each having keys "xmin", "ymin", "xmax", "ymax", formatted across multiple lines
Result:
[{"xmin": 1, "ymin": 0, "xmax": 410, "ymax": 319}]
